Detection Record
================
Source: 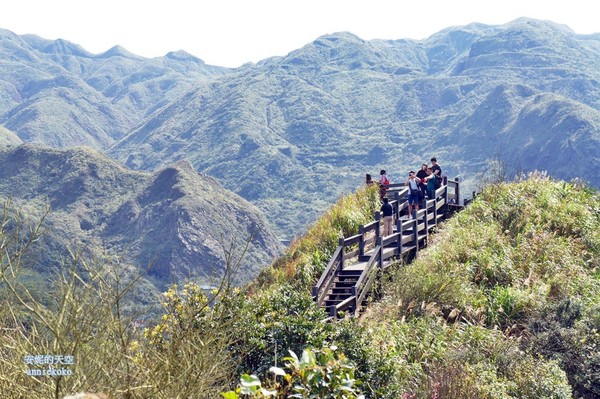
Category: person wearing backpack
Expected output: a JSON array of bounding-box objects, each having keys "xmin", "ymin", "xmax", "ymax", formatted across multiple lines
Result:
[
  {"xmin": 425, "ymin": 167, "xmax": 439, "ymax": 200},
  {"xmin": 416, "ymin": 163, "xmax": 428, "ymax": 206},
  {"xmin": 379, "ymin": 169, "xmax": 390, "ymax": 200}
]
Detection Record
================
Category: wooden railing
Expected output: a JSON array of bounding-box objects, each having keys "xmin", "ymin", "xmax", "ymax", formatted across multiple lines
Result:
[
  {"xmin": 313, "ymin": 178, "xmax": 464, "ymax": 318},
  {"xmin": 312, "ymin": 244, "xmax": 343, "ymax": 307}
]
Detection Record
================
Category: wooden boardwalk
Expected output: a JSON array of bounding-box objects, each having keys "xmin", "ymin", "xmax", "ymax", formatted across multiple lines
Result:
[{"xmin": 312, "ymin": 178, "xmax": 464, "ymax": 319}]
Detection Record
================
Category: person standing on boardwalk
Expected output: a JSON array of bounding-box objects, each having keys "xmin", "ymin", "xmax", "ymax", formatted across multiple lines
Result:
[
  {"xmin": 380, "ymin": 197, "xmax": 394, "ymax": 236},
  {"xmin": 366, "ymin": 173, "xmax": 374, "ymax": 186},
  {"xmin": 405, "ymin": 171, "xmax": 422, "ymax": 218},
  {"xmin": 425, "ymin": 167, "xmax": 439, "ymax": 200},
  {"xmin": 416, "ymin": 163, "xmax": 428, "ymax": 206},
  {"xmin": 431, "ymin": 157, "xmax": 442, "ymax": 188},
  {"xmin": 379, "ymin": 169, "xmax": 390, "ymax": 200}
]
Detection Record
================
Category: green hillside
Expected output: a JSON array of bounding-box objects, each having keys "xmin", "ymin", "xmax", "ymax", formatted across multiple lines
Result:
[
  {"xmin": 223, "ymin": 175, "xmax": 599, "ymax": 398},
  {"xmin": 0, "ymin": 144, "xmax": 281, "ymax": 292},
  {"xmin": 107, "ymin": 19, "xmax": 600, "ymax": 238},
  {"xmin": 2, "ymin": 20, "xmax": 599, "ymax": 241},
  {"xmin": 2, "ymin": 175, "xmax": 598, "ymax": 398}
]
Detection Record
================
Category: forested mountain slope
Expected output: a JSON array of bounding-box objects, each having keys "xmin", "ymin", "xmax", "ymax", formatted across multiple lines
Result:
[
  {"xmin": 0, "ymin": 27, "xmax": 229, "ymax": 148},
  {"xmin": 1, "ymin": 19, "xmax": 599, "ymax": 238},
  {"xmin": 0, "ymin": 144, "xmax": 281, "ymax": 289},
  {"xmin": 109, "ymin": 19, "xmax": 600, "ymax": 236}
]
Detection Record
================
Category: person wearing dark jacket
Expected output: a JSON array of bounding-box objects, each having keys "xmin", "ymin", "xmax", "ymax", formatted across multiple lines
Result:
[
  {"xmin": 380, "ymin": 197, "xmax": 394, "ymax": 236},
  {"xmin": 431, "ymin": 157, "xmax": 442, "ymax": 188},
  {"xmin": 416, "ymin": 163, "xmax": 428, "ymax": 205}
]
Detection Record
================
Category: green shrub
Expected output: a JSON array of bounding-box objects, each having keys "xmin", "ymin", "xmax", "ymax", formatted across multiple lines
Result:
[
  {"xmin": 223, "ymin": 347, "xmax": 365, "ymax": 399},
  {"xmin": 229, "ymin": 284, "xmax": 332, "ymax": 377}
]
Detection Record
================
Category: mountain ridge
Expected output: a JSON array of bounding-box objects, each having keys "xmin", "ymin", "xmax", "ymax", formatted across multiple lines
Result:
[
  {"xmin": 1, "ymin": 18, "xmax": 599, "ymax": 238},
  {"xmin": 0, "ymin": 144, "xmax": 281, "ymax": 287},
  {"xmin": 106, "ymin": 18, "xmax": 600, "ymax": 236}
]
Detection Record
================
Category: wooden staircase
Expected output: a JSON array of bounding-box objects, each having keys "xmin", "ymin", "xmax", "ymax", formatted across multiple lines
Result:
[
  {"xmin": 312, "ymin": 178, "xmax": 465, "ymax": 319},
  {"xmin": 324, "ymin": 269, "xmax": 363, "ymax": 313}
]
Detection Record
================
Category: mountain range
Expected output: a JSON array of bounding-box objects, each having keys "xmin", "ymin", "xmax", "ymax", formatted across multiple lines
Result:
[
  {"xmin": 0, "ymin": 144, "xmax": 281, "ymax": 292},
  {"xmin": 1, "ymin": 18, "xmax": 599, "ymax": 242}
]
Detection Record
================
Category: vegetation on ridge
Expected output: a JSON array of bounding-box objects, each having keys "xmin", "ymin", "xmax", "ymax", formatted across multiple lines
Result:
[
  {"xmin": 255, "ymin": 184, "xmax": 381, "ymax": 290},
  {"xmin": 1, "ymin": 175, "xmax": 598, "ymax": 398}
]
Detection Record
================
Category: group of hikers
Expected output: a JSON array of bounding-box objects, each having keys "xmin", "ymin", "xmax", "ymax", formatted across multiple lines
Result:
[{"xmin": 366, "ymin": 157, "xmax": 443, "ymax": 236}]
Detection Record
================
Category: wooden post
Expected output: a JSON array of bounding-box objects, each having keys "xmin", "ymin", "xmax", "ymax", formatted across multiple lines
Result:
[
  {"xmin": 443, "ymin": 184, "xmax": 449, "ymax": 219},
  {"xmin": 433, "ymin": 196, "xmax": 438, "ymax": 227},
  {"xmin": 338, "ymin": 237, "xmax": 345, "ymax": 270},
  {"xmin": 423, "ymin": 205, "xmax": 429, "ymax": 247},
  {"xmin": 392, "ymin": 201, "xmax": 397, "ymax": 233},
  {"xmin": 398, "ymin": 217, "xmax": 403, "ymax": 255},
  {"xmin": 455, "ymin": 177, "xmax": 460, "ymax": 206},
  {"xmin": 358, "ymin": 226, "xmax": 365, "ymax": 257},
  {"xmin": 376, "ymin": 237, "xmax": 383, "ymax": 268},
  {"xmin": 412, "ymin": 218, "xmax": 418, "ymax": 255},
  {"xmin": 374, "ymin": 212, "xmax": 381, "ymax": 238}
]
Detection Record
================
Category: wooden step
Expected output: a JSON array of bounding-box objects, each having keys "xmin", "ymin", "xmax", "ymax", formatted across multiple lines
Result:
[
  {"xmin": 332, "ymin": 287, "xmax": 353, "ymax": 294},
  {"xmin": 327, "ymin": 293, "xmax": 351, "ymax": 301},
  {"xmin": 333, "ymin": 280, "xmax": 358, "ymax": 289},
  {"xmin": 335, "ymin": 276, "xmax": 360, "ymax": 285},
  {"xmin": 339, "ymin": 269, "xmax": 362, "ymax": 276},
  {"xmin": 345, "ymin": 261, "xmax": 367, "ymax": 271}
]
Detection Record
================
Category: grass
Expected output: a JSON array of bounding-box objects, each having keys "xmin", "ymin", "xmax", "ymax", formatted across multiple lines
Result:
[
  {"xmin": 254, "ymin": 184, "xmax": 380, "ymax": 290},
  {"xmin": 377, "ymin": 175, "xmax": 599, "ymax": 326}
]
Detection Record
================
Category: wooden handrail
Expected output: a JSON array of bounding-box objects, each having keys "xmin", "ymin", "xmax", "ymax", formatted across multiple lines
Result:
[
  {"xmin": 332, "ymin": 295, "xmax": 356, "ymax": 318},
  {"xmin": 352, "ymin": 244, "xmax": 381, "ymax": 312},
  {"xmin": 312, "ymin": 245, "xmax": 343, "ymax": 306},
  {"xmin": 314, "ymin": 179, "xmax": 466, "ymax": 319},
  {"xmin": 355, "ymin": 266, "xmax": 378, "ymax": 314},
  {"xmin": 343, "ymin": 234, "xmax": 363, "ymax": 246},
  {"xmin": 362, "ymin": 220, "xmax": 379, "ymax": 231}
]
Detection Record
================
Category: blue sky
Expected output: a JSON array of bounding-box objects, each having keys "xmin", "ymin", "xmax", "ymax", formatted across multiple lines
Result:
[{"xmin": 1, "ymin": 0, "xmax": 597, "ymax": 67}]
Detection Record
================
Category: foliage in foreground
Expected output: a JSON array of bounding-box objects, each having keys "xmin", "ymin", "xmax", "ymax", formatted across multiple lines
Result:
[
  {"xmin": 222, "ymin": 347, "xmax": 364, "ymax": 399},
  {"xmin": 0, "ymin": 201, "xmax": 236, "ymax": 398},
  {"xmin": 1, "ymin": 176, "xmax": 598, "ymax": 398}
]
